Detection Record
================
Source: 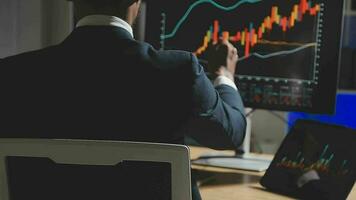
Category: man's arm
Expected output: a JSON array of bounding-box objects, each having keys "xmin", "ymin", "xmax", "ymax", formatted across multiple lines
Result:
[{"xmin": 186, "ymin": 41, "xmax": 246, "ymax": 150}]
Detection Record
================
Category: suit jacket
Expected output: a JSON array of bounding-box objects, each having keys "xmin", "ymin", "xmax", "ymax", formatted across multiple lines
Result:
[{"xmin": 0, "ymin": 26, "xmax": 246, "ymax": 199}]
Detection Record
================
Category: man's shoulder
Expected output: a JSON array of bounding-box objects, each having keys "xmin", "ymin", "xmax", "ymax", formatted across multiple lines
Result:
[
  {"xmin": 1, "ymin": 45, "xmax": 59, "ymax": 66},
  {"xmin": 135, "ymin": 41, "xmax": 198, "ymax": 70}
]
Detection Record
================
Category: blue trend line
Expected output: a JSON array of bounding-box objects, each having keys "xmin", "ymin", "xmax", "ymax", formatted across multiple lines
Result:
[
  {"xmin": 238, "ymin": 43, "xmax": 317, "ymax": 62},
  {"xmin": 162, "ymin": 0, "xmax": 262, "ymax": 40}
]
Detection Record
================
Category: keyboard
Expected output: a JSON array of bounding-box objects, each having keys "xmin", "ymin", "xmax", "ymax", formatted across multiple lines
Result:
[{"xmin": 192, "ymin": 157, "xmax": 271, "ymax": 172}]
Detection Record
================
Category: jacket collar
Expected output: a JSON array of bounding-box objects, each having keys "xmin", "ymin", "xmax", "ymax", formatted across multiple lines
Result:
[
  {"xmin": 76, "ymin": 15, "xmax": 134, "ymax": 38},
  {"xmin": 62, "ymin": 25, "xmax": 134, "ymax": 46}
]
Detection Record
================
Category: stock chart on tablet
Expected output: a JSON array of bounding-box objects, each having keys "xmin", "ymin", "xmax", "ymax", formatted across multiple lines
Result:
[{"xmin": 144, "ymin": 0, "xmax": 344, "ymax": 114}]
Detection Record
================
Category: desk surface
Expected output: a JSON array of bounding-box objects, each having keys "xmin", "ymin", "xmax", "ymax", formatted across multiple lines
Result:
[{"xmin": 190, "ymin": 147, "xmax": 356, "ymax": 200}]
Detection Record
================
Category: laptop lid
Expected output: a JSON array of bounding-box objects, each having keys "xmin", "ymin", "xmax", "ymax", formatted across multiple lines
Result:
[{"xmin": 0, "ymin": 139, "xmax": 192, "ymax": 200}]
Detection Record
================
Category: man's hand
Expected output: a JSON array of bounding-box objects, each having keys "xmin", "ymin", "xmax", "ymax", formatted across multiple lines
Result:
[{"xmin": 207, "ymin": 40, "xmax": 238, "ymax": 82}]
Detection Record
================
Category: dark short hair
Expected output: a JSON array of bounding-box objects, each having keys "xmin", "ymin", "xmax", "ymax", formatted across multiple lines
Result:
[{"xmin": 70, "ymin": 0, "xmax": 138, "ymax": 8}]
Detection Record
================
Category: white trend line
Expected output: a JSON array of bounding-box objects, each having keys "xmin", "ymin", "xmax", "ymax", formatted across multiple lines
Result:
[{"xmin": 238, "ymin": 43, "xmax": 317, "ymax": 62}]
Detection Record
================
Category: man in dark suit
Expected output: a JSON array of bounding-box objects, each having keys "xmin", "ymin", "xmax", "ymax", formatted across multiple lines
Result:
[{"xmin": 0, "ymin": 0, "xmax": 246, "ymax": 199}]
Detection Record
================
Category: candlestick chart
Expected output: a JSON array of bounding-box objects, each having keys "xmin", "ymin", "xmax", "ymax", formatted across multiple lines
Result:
[
  {"xmin": 260, "ymin": 120, "xmax": 356, "ymax": 200},
  {"xmin": 144, "ymin": 0, "xmax": 344, "ymax": 113},
  {"xmin": 276, "ymin": 145, "xmax": 351, "ymax": 176},
  {"xmin": 270, "ymin": 125, "xmax": 356, "ymax": 187}
]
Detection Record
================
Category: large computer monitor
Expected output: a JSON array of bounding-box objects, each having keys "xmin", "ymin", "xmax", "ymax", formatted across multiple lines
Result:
[{"xmin": 142, "ymin": 0, "xmax": 345, "ymax": 114}]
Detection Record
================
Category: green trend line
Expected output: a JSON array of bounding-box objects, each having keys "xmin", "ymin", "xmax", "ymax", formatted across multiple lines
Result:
[
  {"xmin": 161, "ymin": 0, "xmax": 262, "ymax": 40},
  {"xmin": 320, "ymin": 145, "xmax": 329, "ymax": 159},
  {"xmin": 238, "ymin": 43, "xmax": 317, "ymax": 62}
]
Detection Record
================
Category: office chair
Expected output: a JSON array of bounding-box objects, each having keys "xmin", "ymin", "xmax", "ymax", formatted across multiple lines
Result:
[{"xmin": 0, "ymin": 139, "xmax": 192, "ymax": 200}]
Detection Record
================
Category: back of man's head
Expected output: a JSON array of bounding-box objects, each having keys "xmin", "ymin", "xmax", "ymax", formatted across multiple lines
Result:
[
  {"xmin": 68, "ymin": 0, "xmax": 138, "ymax": 8},
  {"xmin": 68, "ymin": 0, "xmax": 141, "ymax": 24}
]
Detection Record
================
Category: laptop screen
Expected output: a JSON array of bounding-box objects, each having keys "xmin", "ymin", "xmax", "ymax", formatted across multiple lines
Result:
[{"xmin": 6, "ymin": 157, "xmax": 171, "ymax": 200}]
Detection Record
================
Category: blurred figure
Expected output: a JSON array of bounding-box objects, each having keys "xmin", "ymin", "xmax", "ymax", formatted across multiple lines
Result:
[{"xmin": 0, "ymin": 0, "xmax": 246, "ymax": 199}]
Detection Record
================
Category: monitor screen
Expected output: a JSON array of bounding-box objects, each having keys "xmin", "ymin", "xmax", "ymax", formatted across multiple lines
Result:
[{"xmin": 143, "ymin": 0, "xmax": 344, "ymax": 114}]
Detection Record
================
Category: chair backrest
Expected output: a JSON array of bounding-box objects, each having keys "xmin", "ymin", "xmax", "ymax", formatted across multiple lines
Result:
[{"xmin": 0, "ymin": 139, "xmax": 192, "ymax": 200}]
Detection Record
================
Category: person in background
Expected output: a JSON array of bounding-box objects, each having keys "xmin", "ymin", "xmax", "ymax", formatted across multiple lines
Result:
[{"xmin": 0, "ymin": 0, "xmax": 246, "ymax": 199}]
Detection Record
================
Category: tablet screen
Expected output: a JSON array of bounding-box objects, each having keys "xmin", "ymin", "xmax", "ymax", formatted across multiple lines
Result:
[{"xmin": 260, "ymin": 120, "xmax": 356, "ymax": 200}]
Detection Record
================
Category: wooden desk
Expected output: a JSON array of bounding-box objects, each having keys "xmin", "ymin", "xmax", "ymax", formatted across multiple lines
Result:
[{"xmin": 190, "ymin": 147, "xmax": 356, "ymax": 200}]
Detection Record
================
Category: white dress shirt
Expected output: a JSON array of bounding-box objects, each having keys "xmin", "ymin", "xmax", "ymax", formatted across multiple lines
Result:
[
  {"xmin": 76, "ymin": 15, "xmax": 237, "ymax": 91},
  {"xmin": 214, "ymin": 75, "xmax": 238, "ymax": 91},
  {"xmin": 76, "ymin": 15, "xmax": 134, "ymax": 38}
]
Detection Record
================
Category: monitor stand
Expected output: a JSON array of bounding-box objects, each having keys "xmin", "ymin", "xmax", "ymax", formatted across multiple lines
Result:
[{"xmin": 192, "ymin": 109, "xmax": 272, "ymax": 172}]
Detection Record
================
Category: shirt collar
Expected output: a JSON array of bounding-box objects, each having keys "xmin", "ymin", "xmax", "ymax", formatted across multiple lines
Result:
[{"xmin": 76, "ymin": 15, "xmax": 134, "ymax": 38}]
